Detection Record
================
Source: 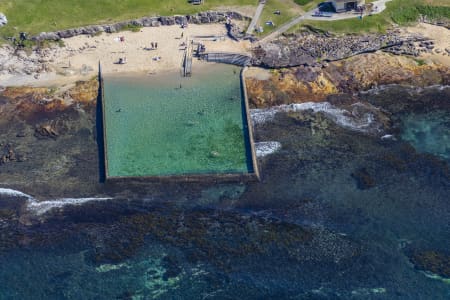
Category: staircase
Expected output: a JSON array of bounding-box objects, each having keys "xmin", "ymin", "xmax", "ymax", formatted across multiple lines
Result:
[{"xmin": 201, "ymin": 52, "xmax": 252, "ymax": 66}]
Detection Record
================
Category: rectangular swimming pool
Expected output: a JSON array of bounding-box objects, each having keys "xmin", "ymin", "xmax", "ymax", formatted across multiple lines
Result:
[{"xmin": 102, "ymin": 64, "xmax": 256, "ymax": 178}]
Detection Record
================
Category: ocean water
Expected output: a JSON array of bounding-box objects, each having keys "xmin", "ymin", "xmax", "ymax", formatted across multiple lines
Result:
[
  {"xmin": 400, "ymin": 111, "xmax": 450, "ymax": 162},
  {"xmin": 0, "ymin": 85, "xmax": 449, "ymax": 299},
  {"xmin": 103, "ymin": 64, "xmax": 253, "ymax": 177}
]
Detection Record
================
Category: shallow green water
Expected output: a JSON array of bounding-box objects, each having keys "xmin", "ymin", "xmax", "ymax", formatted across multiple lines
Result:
[{"xmin": 103, "ymin": 64, "xmax": 253, "ymax": 177}]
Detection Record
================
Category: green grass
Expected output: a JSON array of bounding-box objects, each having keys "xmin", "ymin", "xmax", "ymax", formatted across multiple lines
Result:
[
  {"xmin": 289, "ymin": 0, "xmax": 450, "ymax": 34},
  {"xmin": 414, "ymin": 58, "xmax": 427, "ymax": 66},
  {"xmin": 1, "ymin": 0, "xmax": 448, "ymax": 40},
  {"xmin": 0, "ymin": 0, "xmax": 257, "ymax": 37},
  {"xmin": 256, "ymin": 0, "xmax": 303, "ymax": 36},
  {"xmin": 293, "ymin": 0, "xmax": 314, "ymax": 5},
  {"xmin": 122, "ymin": 23, "xmax": 143, "ymax": 33}
]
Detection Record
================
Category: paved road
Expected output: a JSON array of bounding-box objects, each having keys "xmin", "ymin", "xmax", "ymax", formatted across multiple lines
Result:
[
  {"xmin": 257, "ymin": 0, "xmax": 392, "ymax": 44},
  {"xmin": 245, "ymin": 1, "xmax": 266, "ymax": 35},
  {"xmin": 256, "ymin": 10, "xmax": 313, "ymax": 45}
]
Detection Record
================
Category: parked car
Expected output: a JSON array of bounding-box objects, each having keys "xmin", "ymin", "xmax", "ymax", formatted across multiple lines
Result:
[{"xmin": 0, "ymin": 13, "xmax": 7, "ymax": 27}]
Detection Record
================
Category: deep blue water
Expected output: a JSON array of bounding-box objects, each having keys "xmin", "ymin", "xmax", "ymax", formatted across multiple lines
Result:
[{"xmin": 0, "ymin": 85, "xmax": 449, "ymax": 299}]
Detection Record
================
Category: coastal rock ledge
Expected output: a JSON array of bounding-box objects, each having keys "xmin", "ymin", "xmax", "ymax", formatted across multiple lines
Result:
[
  {"xmin": 252, "ymin": 30, "xmax": 431, "ymax": 68},
  {"xmin": 32, "ymin": 11, "xmax": 248, "ymax": 41}
]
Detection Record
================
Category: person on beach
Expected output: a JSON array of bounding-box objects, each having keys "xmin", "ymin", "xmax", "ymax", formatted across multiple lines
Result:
[
  {"xmin": 151, "ymin": 42, "xmax": 154, "ymax": 49},
  {"xmin": 155, "ymin": 42, "xmax": 158, "ymax": 49}
]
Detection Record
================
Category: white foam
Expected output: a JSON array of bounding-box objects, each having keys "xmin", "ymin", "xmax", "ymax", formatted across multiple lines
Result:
[
  {"xmin": 0, "ymin": 187, "xmax": 112, "ymax": 216},
  {"xmin": 251, "ymin": 102, "xmax": 335, "ymax": 125},
  {"xmin": 381, "ymin": 134, "xmax": 396, "ymax": 140},
  {"xmin": 255, "ymin": 141, "xmax": 282, "ymax": 157},
  {"xmin": 250, "ymin": 102, "xmax": 380, "ymax": 133},
  {"xmin": 0, "ymin": 188, "xmax": 34, "ymax": 200},
  {"xmin": 27, "ymin": 197, "xmax": 112, "ymax": 215}
]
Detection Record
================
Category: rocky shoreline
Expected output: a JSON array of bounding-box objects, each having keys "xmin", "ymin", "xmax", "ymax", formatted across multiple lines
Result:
[
  {"xmin": 2, "ymin": 22, "xmax": 448, "ymax": 83},
  {"xmin": 31, "ymin": 11, "xmax": 249, "ymax": 41},
  {"xmin": 246, "ymin": 52, "xmax": 450, "ymax": 108},
  {"xmin": 252, "ymin": 29, "xmax": 448, "ymax": 68}
]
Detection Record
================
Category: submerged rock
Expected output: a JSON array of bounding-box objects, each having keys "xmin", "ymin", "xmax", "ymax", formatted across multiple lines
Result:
[
  {"xmin": 351, "ymin": 167, "xmax": 376, "ymax": 189},
  {"xmin": 406, "ymin": 249, "xmax": 450, "ymax": 279}
]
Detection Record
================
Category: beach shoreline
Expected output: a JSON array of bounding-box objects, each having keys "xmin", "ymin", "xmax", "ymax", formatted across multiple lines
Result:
[
  {"xmin": 0, "ymin": 23, "xmax": 251, "ymax": 87},
  {"xmin": 0, "ymin": 22, "xmax": 448, "ymax": 89}
]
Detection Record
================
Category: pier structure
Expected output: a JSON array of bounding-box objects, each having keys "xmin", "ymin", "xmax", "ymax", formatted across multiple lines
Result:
[{"xmin": 182, "ymin": 38, "xmax": 193, "ymax": 77}]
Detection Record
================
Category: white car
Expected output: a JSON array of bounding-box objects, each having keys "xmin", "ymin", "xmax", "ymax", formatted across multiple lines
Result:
[{"xmin": 0, "ymin": 13, "xmax": 7, "ymax": 27}]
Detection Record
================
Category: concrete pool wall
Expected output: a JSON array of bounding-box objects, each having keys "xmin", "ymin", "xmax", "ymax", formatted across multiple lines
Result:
[{"xmin": 99, "ymin": 64, "xmax": 259, "ymax": 182}]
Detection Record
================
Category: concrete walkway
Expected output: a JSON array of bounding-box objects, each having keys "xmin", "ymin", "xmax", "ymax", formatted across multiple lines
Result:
[
  {"xmin": 246, "ymin": 1, "xmax": 266, "ymax": 35},
  {"xmin": 257, "ymin": 0, "xmax": 392, "ymax": 44}
]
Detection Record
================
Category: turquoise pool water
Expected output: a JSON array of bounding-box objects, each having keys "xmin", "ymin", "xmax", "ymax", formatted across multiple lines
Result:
[{"xmin": 103, "ymin": 64, "xmax": 253, "ymax": 177}]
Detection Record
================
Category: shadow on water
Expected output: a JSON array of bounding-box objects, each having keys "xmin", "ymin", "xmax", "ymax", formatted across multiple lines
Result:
[
  {"xmin": 240, "ymin": 72, "xmax": 255, "ymax": 174},
  {"xmin": 96, "ymin": 63, "xmax": 106, "ymax": 183}
]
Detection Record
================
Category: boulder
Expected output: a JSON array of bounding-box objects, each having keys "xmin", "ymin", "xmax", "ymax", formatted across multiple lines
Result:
[
  {"xmin": 159, "ymin": 16, "xmax": 175, "ymax": 26},
  {"xmin": 30, "ymin": 11, "xmax": 247, "ymax": 41},
  {"xmin": 174, "ymin": 15, "xmax": 188, "ymax": 25},
  {"xmin": 187, "ymin": 15, "xmax": 202, "ymax": 24},
  {"xmin": 32, "ymin": 32, "xmax": 60, "ymax": 41},
  {"xmin": 151, "ymin": 20, "xmax": 161, "ymax": 27}
]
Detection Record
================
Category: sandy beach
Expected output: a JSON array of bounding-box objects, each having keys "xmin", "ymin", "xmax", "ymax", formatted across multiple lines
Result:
[
  {"xmin": 0, "ymin": 22, "xmax": 448, "ymax": 88},
  {"xmin": 0, "ymin": 23, "xmax": 251, "ymax": 87}
]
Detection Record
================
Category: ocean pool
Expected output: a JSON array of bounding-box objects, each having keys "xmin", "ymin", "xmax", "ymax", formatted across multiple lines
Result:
[{"xmin": 102, "ymin": 64, "xmax": 254, "ymax": 178}]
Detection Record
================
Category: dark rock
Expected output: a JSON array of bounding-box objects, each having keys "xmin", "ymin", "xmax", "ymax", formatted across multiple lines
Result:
[
  {"xmin": 32, "ymin": 32, "xmax": 60, "ymax": 41},
  {"xmin": 140, "ymin": 17, "xmax": 152, "ymax": 27},
  {"xmin": 406, "ymin": 249, "xmax": 450, "ymax": 278},
  {"xmin": 174, "ymin": 15, "xmax": 187, "ymax": 25},
  {"xmin": 159, "ymin": 16, "xmax": 175, "ymax": 26},
  {"xmin": 253, "ymin": 31, "xmax": 427, "ymax": 68},
  {"xmin": 351, "ymin": 167, "xmax": 376, "ymax": 189},
  {"xmin": 35, "ymin": 124, "xmax": 59, "ymax": 138},
  {"xmin": 31, "ymin": 11, "xmax": 248, "ymax": 41},
  {"xmin": 226, "ymin": 22, "xmax": 245, "ymax": 41}
]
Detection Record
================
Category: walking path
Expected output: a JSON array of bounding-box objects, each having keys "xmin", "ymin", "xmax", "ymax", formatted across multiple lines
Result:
[
  {"xmin": 257, "ymin": 0, "xmax": 392, "ymax": 44},
  {"xmin": 246, "ymin": 1, "xmax": 266, "ymax": 35}
]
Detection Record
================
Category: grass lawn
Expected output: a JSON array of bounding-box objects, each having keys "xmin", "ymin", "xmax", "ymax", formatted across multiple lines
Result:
[
  {"xmin": 290, "ymin": 0, "xmax": 450, "ymax": 34},
  {"xmin": 0, "ymin": 0, "xmax": 257, "ymax": 37},
  {"xmin": 256, "ymin": 0, "xmax": 303, "ymax": 36}
]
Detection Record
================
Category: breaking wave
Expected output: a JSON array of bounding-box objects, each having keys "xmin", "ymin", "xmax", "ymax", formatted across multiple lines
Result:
[
  {"xmin": 359, "ymin": 84, "xmax": 450, "ymax": 95},
  {"xmin": 250, "ymin": 102, "xmax": 381, "ymax": 133},
  {"xmin": 0, "ymin": 187, "xmax": 111, "ymax": 215},
  {"xmin": 0, "ymin": 188, "xmax": 33, "ymax": 200},
  {"xmin": 255, "ymin": 141, "xmax": 282, "ymax": 158},
  {"xmin": 27, "ymin": 197, "xmax": 113, "ymax": 215}
]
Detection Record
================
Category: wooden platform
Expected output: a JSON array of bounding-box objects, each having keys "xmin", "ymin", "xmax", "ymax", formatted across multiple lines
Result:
[{"xmin": 182, "ymin": 40, "xmax": 193, "ymax": 77}]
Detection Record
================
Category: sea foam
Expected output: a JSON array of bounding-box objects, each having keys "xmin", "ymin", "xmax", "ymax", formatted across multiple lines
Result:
[
  {"xmin": 27, "ymin": 197, "xmax": 113, "ymax": 215},
  {"xmin": 0, "ymin": 188, "xmax": 34, "ymax": 200},
  {"xmin": 255, "ymin": 141, "xmax": 282, "ymax": 157},
  {"xmin": 250, "ymin": 102, "xmax": 380, "ymax": 133},
  {"xmin": 0, "ymin": 187, "xmax": 111, "ymax": 215}
]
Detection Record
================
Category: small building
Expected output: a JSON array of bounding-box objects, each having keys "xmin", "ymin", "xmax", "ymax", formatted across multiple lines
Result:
[{"xmin": 331, "ymin": 0, "xmax": 365, "ymax": 12}]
